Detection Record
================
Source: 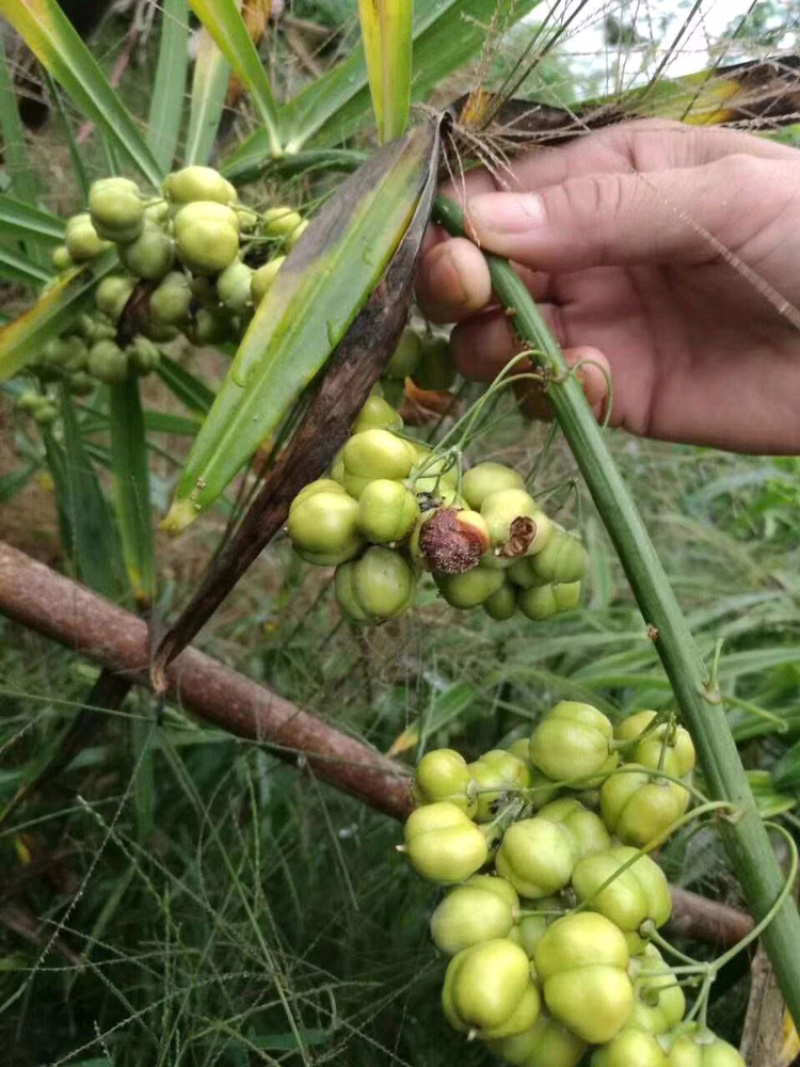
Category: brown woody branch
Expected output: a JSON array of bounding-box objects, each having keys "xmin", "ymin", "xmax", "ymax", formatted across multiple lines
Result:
[{"xmin": 0, "ymin": 539, "xmax": 754, "ymax": 949}]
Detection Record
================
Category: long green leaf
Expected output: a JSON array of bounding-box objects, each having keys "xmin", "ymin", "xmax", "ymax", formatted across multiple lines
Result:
[
  {"xmin": 184, "ymin": 26, "xmax": 231, "ymax": 166},
  {"xmin": 0, "ymin": 244, "xmax": 51, "ymax": 287},
  {"xmin": 0, "ymin": 24, "xmax": 40, "ymax": 204},
  {"xmin": 155, "ymin": 353, "xmax": 215, "ymax": 414},
  {"xmin": 187, "ymin": 0, "xmax": 281, "ymax": 155},
  {"xmin": 44, "ymin": 71, "xmax": 89, "ymax": 201},
  {"xmin": 164, "ymin": 123, "xmax": 437, "ymax": 532},
  {"xmin": 148, "ymin": 0, "xmax": 190, "ymax": 172},
  {"xmin": 109, "ymin": 378, "xmax": 155, "ymax": 607},
  {"xmin": 0, "ymin": 0, "xmax": 163, "ymax": 187},
  {"xmin": 358, "ymin": 0, "xmax": 413, "ymax": 144},
  {"xmin": 0, "ymin": 193, "xmax": 65, "ymax": 246},
  {"xmin": 224, "ymin": 0, "xmax": 539, "ymax": 175},
  {"xmin": 0, "ymin": 249, "xmax": 118, "ymax": 380}
]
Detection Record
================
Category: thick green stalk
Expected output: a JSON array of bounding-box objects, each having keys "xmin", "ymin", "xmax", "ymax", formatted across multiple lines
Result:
[{"xmin": 432, "ymin": 194, "xmax": 800, "ymax": 1023}]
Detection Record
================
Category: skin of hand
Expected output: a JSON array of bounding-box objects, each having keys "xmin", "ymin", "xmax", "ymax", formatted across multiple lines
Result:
[{"xmin": 415, "ymin": 119, "xmax": 800, "ymax": 454}]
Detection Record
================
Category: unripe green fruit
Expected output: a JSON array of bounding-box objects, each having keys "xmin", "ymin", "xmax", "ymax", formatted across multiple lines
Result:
[
  {"xmin": 483, "ymin": 582, "xmax": 517, "ymax": 621},
  {"xmin": 537, "ymin": 797, "xmax": 611, "ymax": 859},
  {"xmin": 403, "ymin": 801, "xmax": 488, "ymax": 883},
  {"xmin": 163, "ymin": 165, "xmax": 237, "ymax": 206},
  {"xmin": 288, "ymin": 490, "xmax": 362, "ymax": 565},
  {"xmin": 261, "ymin": 205, "xmax": 303, "ymax": 239},
  {"xmin": 356, "ymin": 479, "xmax": 419, "ymax": 544},
  {"xmin": 89, "ymin": 177, "xmax": 144, "ymax": 241},
  {"xmin": 16, "ymin": 391, "xmax": 44, "ymax": 414},
  {"xmin": 95, "ymin": 275, "xmax": 134, "ymax": 321},
  {"xmin": 468, "ymin": 749, "xmax": 530, "ymax": 822},
  {"xmin": 414, "ymin": 748, "xmax": 476, "ymax": 814},
  {"xmin": 534, "ymin": 912, "xmax": 633, "ymax": 1044},
  {"xmin": 32, "ymin": 400, "xmax": 58, "ymax": 425},
  {"xmin": 127, "ymin": 335, "xmax": 161, "ymax": 376},
  {"xmin": 507, "ymin": 556, "xmax": 548, "ymax": 589},
  {"xmin": 572, "ymin": 846, "xmax": 672, "ymax": 935},
  {"xmin": 145, "ymin": 201, "xmax": 169, "ymax": 225},
  {"xmin": 519, "ymin": 584, "xmax": 558, "ymax": 620},
  {"xmin": 437, "ymin": 565, "xmax": 504, "ymax": 609},
  {"xmin": 481, "ymin": 488, "xmax": 538, "ymax": 545},
  {"xmin": 508, "ymin": 913, "xmax": 549, "ymax": 958},
  {"xmin": 530, "ymin": 702, "xmax": 615, "ymax": 784},
  {"xmin": 532, "ymin": 527, "xmax": 589, "ymax": 583},
  {"xmin": 353, "ymin": 395, "xmax": 402, "ymax": 433},
  {"xmin": 381, "ymin": 375, "xmax": 404, "ymax": 406},
  {"xmin": 120, "ymin": 222, "xmax": 174, "ymax": 280},
  {"xmin": 414, "ymin": 335, "xmax": 456, "ymax": 390},
  {"xmin": 349, "ymin": 546, "xmax": 416, "ymax": 620},
  {"xmin": 186, "ymin": 307, "xmax": 233, "ymax": 346},
  {"xmin": 217, "ymin": 259, "xmax": 253, "ymax": 313},
  {"xmin": 88, "ymin": 340, "xmax": 129, "ymax": 384},
  {"xmin": 343, "ymin": 428, "xmax": 416, "ymax": 481},
  {"xmin": 150, "ymin": 271, "xmax": 193, "ymax": 325},
  {"xmin": 628, "ymin": 946, "xmax": 686, "ymax": 1035},
  {"xmin": 43, "ymin": 335, "xmax": 88, "ymax": 372},
  {"xmin": 495, "ymin": 817, "xmax": 576, "ymax": 898},
  {"xmin": 334, "ymin": 562, "xmax": 371, "ymax": 623},
  {"xmin": 174, "ymin": 202, "xmax": 240, "ymax": 275},
  {"xmin": 442, "ymin": 939, "xmax": 539, "ymax": 1037},
  {"xmin": 600, "ymin": 768, "xmax": 690, "ymax": 847},
  {"xmin": 65, "ymin": 213, "xmax": 109, "ymax": 261},
  {"xmin": 664, "ymin": 1029, "xmax": 745, "ymax": 1067},
  {"xmin": 250, "ymin": 256, "xmax": 285, "ymax": 304},
  {"xmin": 52, "ymin": 244, "xmax": 72, "ymax": 272},
  {"xmin": 385, "ymin": 326, "xmax": 422, "ymax": 379},
  {"xmin": 431, "ymin": 880, "xmax": 518, "ymax": 954},
  {"xmin": 235, "ymin": 206, "xmax": 259, "ymax": 232},
  {"xmin": 462, "ymin": 462, "xmax": 526, "ymax": 511},
  {"xmin": 592, "ymin": 1029, "xmax": 668, "ymax": 1067},
  {"xmin": 68, "ymin": 372, "xmax": 95, "ymax": 396},
  {"xmin": 554, "ymin": 581, "xmax": 582, "ymax": 611},
  {"xmin": 616, "ymin": 711, "xmax": 696, "ymax": 778},
  {"xmin": 285, "ymin": 218, "xmax": 308, "ymax": 248},
  {"xmin": 488, "ymin": 1012, "xmax": 587, "ymax": 1067},
  {"xmin": 290, "ymin": 479, "xmax": 346, "ymax": 514}
]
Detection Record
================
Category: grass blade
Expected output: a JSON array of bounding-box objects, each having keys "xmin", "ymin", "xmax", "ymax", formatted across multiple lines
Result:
[
  {"xmin": 109, "ymin": 377, "xmax": 155, "ymax": 607},
  {"xmin": 185, "ymin": 26, "xmax": 231, "ymax": 166},
  {"xmin": 155, "ymin": 353, "xmax": 215, "ymax": 414},
  {"xmin": 163, "ymin": 123, "xmax": 437, "ymax": 532},
  {"xmin": 0, "ymin": 23, "xmax": 41, "ymax": 204},
  {"xmin": 148, "ymin": 0, "xmax": 190, "ymax": 172},
  {"xmin": 358, "ymin": 0, "xmax": 413, "ymax": 144},
  {"xmin": 187, "ymin": 0, "xmax": 281, "ymax": 155},
  {"xmin": 0, "ymin": 249, "xmax": 118, "ymax": 380},
  {"xmin": 0, "ymin": 244, "xmax": 51, "ymax": 287},
  {"xmin": 0, "ymin": 0, "xmax": 163, "ymax": 187},
  {"xmin": 0, "ymin": 192, "xmax": 65, "ymax": 246},
  {"xmin": 44, "ymin": 70, "xmax": 90, "ymax": 201}
]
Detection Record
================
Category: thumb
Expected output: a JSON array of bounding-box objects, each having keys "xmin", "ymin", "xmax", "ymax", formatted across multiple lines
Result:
[{"xmin": 464, "ymin": 158, "xmax": 757, "ymax": 272}]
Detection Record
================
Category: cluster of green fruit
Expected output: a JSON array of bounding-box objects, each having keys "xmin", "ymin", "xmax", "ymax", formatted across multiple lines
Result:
[
  {"xmin": 24, "ymin": 165, "xmax": 303, "ymax": 400},
  {"xmin": 401, "ymin": 702, "xmax": 744, "ymax": 1067}
]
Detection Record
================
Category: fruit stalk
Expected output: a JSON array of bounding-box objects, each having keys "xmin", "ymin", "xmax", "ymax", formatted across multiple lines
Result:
[{"xmin": 432, "ymin": 193, "xmax": 800, "ymax": 1025}]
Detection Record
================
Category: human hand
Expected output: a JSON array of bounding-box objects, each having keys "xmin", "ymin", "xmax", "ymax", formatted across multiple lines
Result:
[{"xmin": 416, "ymin": 120, "xmax": 800, "ymax": 454}]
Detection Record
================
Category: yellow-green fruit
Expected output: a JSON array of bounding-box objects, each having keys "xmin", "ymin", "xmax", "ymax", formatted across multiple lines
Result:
[
  {"xmin": 414, "ymin": 335, "xmax": 456, "ymax": 390},
  {"xmin": 88, "ymin": 340, "xmax": 129, "ymax": 384},
  {"xmin": 509, "ymin": 913, "xmax": 550, "ymax": 958},
  {"xmin": 235, "ymin": 205, "xmax": 259, "ymax": 232},
  {"xmin": 174, "ymin": 202, "xmax": 239, "ymax": 275},
  {"xmin": 483, "ymin": 582, "xmax": 517, "ymax": 621},
  {"xmin": 52, "ymin": 244, "xmax": 72, "ymax": 272},
  {"xmin": 43, "ymin": 335, "xmax": 87, "ymax": 372},
  {"xmin": 529, "ymin": 702, "xmax": 615, "ymax": 784},
  {"xmin": 349, "ymin": 546, "xmax": 416, "ymax": 619},
  {"xmin": 144, "ymin": 201, "xmax": 170, "ymax": 225},
  {"xmin": 414, "ymin": 748, "xmax": 476, "ymax": 815},
  {"xmin": 430, "ymin": 879, "xmax": 518, "ymax": 955},
  {"xmin": 509, "ymin": 557, "xmax": 549, "ymax": 588},
  {"xmin": 150, "ymin": 271, "xmax": 193, "ymax": 325},
  {"xmin": 519, "ymin": 584, "xmax": 558, "ymax": 621},
  {"xmin": 488, "ymin": 1012, "xmax": 587, "ymax": 1067},
  {"xmin": 95, "ymin": 275, "xmax": 134, "ymax": 321},
  {"xmin": 495, "ymin": 817, "xmax": 577, "ymax": 898},
  {"xmin": 334, "ymin": 562, "xmax": 370, "ymax": 623},
  {"xmin": 120, "ymin": 223, "xmax": 175, "ymax": 280},
  {"xmin": 628, "ymin": 946, "xmax": 686, "ymax": 1034},
  {"xmin": 468, "ymin": 749, "xmax": 531, "ymax": 822},
  {"xmin": 600, "ymin": 768, "xmax": 690, "ymax": 847},
  {"xmin": 217, "ymin": 259, "xmax": 254, "ymax": 313},
  {"xmin": 32, "ymin": 399, "xmax": 58, "ymax": 425},
  {"xmin": 403, "ymin": 801, "xmax": 488, "ymax": 883},
  {"xmin": 442, "ymin": 939, "xmax": 539, "ymax": 1037},
  {"xmin": 342, "ymin": 428, "xmax": 416, "ymax": 481},
  {"xmin": 592, "ymin": 1029, "xmax": 668, "ymax": 1067},
  {"xmin": 261, "ymin": 205, "xmax": 303, "ymax": 239},
  {"xmin": 88, "ymin": 177, "xmax": 144, "ymax": 242},
  {"xmin": 462, "ymin": 462, "xmax": 525, "ymax": 511},
  {"xmin": 250, "ymin": 256, "xmax": 285, "ymax": 304},
  {"xmin": 534, "ymin": 912, "xmax": 633, "ymax": 1044},
  {"xmin": 65, "ymin": 213, "xmax": 109, "ymax": 261},
  {"xmin": 532, "ymin": 527, "xmax": 589, "ymax": 583},
  {"xmin": 68, "ymin": 372, "xmax": 95, "ymax": 396},
  {"xmin": 615, "ymin": 712, "xmax": 696, "ymax": 778},
  {"xmin": 163, "ymin": 165, "xmax": 237, "ymax": 206},
  {"xmin": 127, "ymin": 335, "xmax": 160, "ymax": 375},
  {"xmin": 481, "ymin": 488, "xmax": 539, "ymax": 546},
  {"xmin": 285, "ymin": 218, "xmax": 308, "ymax": 249},
  {"xmin": 436, "ymin": 566, "xmax": 504, "ymax": 609},
  {"xmin": 353, "ymin": 394, "xmax": 402, "ymax": 433},
  {"xmin": 572, "ymin": 846, "xmax": 672, "ymax": 935},
  {"xmin": 537, "ymin": 797, "xmax": 611, "ymax": 859},
  {"xmin": 288, "ymin": 490, "xmax": 362, "ymax": 565},
  {"xmin": 186, "ymin": 308, "xmax": 232, "ymax": 346},
  {"xmin": 290, "ymin": 479, "xmax": 346, "ymax": 514},
  {"xmin": 357, "ymin": 479, "xmax": 419, "ymax": 543},
  {"xmin": 385, "ymin": 326, "xmax": 422, "ymax": 380},
  {"xmin": 664, "ymin": 1029, "xmax": 745, "ymax": 1067}
]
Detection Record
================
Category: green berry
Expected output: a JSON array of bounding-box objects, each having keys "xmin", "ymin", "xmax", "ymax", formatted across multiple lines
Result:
[
  {"xmin": 403, "ymin": 802, "xmax": 488, "ymax": 884},
  {"xmin": 88, "ymin": 340, "xmax": 129, "ymax": 384},
  {"xmin": 163, "ymin": 165, "xmax": 237, "ymax": 207},
  {"xmin": 88, "ymin": 177, "xmax": 144, "ymax": 242},
  {"xmin": 65, "ymin": 213, "xmax": 110, "ymax": 261},
  {"xmin": 288, "ymin": 489, "xmax": 362, "ymax": 566},
  {"xmin": 529, "ymin": 702, "xmax": 616, "ymax": 784},
  {"xmin": 217, "ymin": 259, "xmax": 254, "ymax": 313},
  {"xmin": 483, "ymin": 582, "xmax": 517, "ymax": 620},
  {"xmin": 347, "ymin": 546, "xmax": 416, "ymax": 620},
  {"xmin": 95, "ymin": 275, "xmax": 134, "ymax": 321},
  {"xmin": 353, "ymin": 394, "xmax": 402, "ymax": 433},
  {"xmin": 119, "ymin": 222, "xmax": 175, "ymax": 280},
  {"xmin": 51, "ymin": 245, "xmax": 72, "ymax": 272},
  {"xmin": 462, "ymin": 462, "xmax": 526, "ymax": 511},
  {"xmin": 495, "ymin": 817, "xmax": 577, "ymax": 899},
  {"xmin": 261, "ymin": 205, "xmax": 303, "ymax": 240},
  {"xmin": 414, "ymin": 335, "xmax": 456, "ymax": 390},
  {"xmin": 250, "ymin": 256, "xmax": 286, "ymax": 304},
  {"xmin": 532, "ymin": 526, "xmax": 589, "ymax": 583},
  {"xmin": 436, "ymin": 565, "xmax": 504, "ymax": 609},
  {"xmin": 174, "ymin": 202, "xmax": 240, "ymax": 275},
  {"xmin": 150, "ymin": 271, "xmax": 193, "ymax": 326},
  {"xmin": 357, "ymin": 479, "xmax": 419, "ymax": 544},
  {"xmin": 384, "ymin": 327, "xmax": 422, "ymax": 380},
  {"xmin": 442, "ymin": 938, "xmax": 540, "ymax": 1038}
]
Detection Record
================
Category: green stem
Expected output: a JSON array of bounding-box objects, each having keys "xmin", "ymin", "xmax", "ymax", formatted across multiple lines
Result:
[{"xmin": 431, "ymin": 194, "xmax": 800, "ymax": 1025}]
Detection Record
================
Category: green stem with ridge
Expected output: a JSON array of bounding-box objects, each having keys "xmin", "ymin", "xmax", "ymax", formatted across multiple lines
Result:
[{"xmin": 431, "ymin": 193, "xmax": 800, "ymax": 1025}]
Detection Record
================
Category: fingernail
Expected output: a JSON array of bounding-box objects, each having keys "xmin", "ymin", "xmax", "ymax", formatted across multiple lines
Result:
[
  {"xmin": 427, "ymin": 242, "xmax": 469, "ymax": 307},
  {"xmin": 467, "ymin": 192, "xmax": 545, "ymax": 236}
]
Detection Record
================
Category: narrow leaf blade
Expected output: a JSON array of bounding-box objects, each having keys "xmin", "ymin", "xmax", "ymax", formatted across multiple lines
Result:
[
  {"xmin": 0, "ymin": 192, "xmax": 65, "ymax": 245},
  {"xmin": 148, "ymin": 0, "xmax": 190, "ymax": 173},
  {"xmin": 0, "ymin": 23, "xmax": 41, "ymax": 203},
  {"xmin": 185, "ymin": 27, "xmax": 231, "ymax": 166},
  {"xmin": 155, "ymin": 353, "xmax": 215, "ymax": 414},
  {"xmin": 358, "ymin": 0, "xmax": 413, "ymax": 144},
  {"xmin": 0, "ymin": 245, "xmax": 51, "ymax": 287}
]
